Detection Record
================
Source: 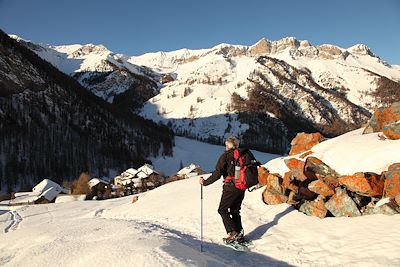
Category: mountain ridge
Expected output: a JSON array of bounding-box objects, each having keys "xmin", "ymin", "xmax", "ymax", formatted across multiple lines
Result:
[{"xmin": 10, "ymin": 34, "xmax": 400, "ymax": 153}]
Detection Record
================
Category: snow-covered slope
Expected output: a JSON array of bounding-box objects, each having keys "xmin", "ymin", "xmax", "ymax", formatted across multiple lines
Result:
[
  {"xmin": 1, "ymin": 127, "xmax": 400, "ymax": 266},
  {"xmin": 132, "ymin": 37, "xmax": 400, "ymax": 111},
  {"xmin": 132, "ymin": 38, "xmax": 400, "ymax": 149},
  {"xmin": 266, "ymin": 128, "xmax": 400, "ymax": 176},
  {"xmin": 149, "ymin": 136, "xmax": 280, "ymax": 176},
  {"xmin": 13, "ymin": 35, "xmax": 400, "ymax": 153}
]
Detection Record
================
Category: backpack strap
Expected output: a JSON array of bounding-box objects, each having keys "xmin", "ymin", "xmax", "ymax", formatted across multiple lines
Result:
[
  {"xmin": 233, "ymin": 149, "xmax": 239, "ymax": 160},
  {"xmin": 224, "ymin": 149, "xmax": 239, "ymax": 184},
  {"xmin": 233, "ymin": 149, "xmax": 244, "ymax": 166}
]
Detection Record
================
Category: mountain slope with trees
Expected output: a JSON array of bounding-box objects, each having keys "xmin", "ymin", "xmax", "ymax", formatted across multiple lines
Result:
[{"xmin": 0, "ymin": 30, "xmax": 173, "ymax": 192}]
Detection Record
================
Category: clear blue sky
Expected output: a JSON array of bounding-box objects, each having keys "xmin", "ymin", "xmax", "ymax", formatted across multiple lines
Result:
[{"xmin": 1, "ymin": 0, "xmax": 399, "ymax": 64}]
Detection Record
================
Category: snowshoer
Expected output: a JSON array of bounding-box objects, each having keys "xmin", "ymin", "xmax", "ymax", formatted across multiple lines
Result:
[{"xmin": 199, "ymin": 136, "xmax": 246, "ymax": 244}]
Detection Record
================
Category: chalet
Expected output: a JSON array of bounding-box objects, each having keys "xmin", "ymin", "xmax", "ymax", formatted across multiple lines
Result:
[
  {"xmin": 87, "ymin": 178, "xmax": 111, "ymax": 200},
  {"xmin": 114, "ymin": 164, "xmax": 164, "ymax": 194},
  {"xmin": 114, "ymin": 168, "xmax": 138, "ymax": 187},
  {"xmin": 122, "ymin": 168, "xmax": 139, "ymax": 179},
  {"xmin": 1, "ymin": 179, "xmax": 68, "ymax": 205},
  {"xmin": 137, "ymin": 164, "xmax": 163, "ymax": 189},
  {"xmin": 177, "ymin": 163, "xmax": 206, "ymax": 179}
]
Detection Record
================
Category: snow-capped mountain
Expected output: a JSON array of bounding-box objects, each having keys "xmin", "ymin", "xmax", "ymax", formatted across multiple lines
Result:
[
  {"xmin": 13, "ymin": 35, "xmax": 400, "ymax": 153},
  {"xmin": 130, "ymin": 37, "xmax": 400, "ymax": 152},
  {"xmin": 0, "ymin": 30, "xmax": 173, "ymax": 188},
  {"xmin": 11, "ymin": 36, "xmax": 161, "ymax": 111}
]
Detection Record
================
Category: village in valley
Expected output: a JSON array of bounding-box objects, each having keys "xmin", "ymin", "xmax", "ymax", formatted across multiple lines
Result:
[{"xmin": 0, "ymin": 163, "xmax": 206, "ymax": 206}]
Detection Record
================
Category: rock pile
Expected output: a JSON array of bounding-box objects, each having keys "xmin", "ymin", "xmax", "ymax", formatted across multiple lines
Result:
[{"xmin": 259, "ymin": 129, "xmax": 400, "ymax": 218}]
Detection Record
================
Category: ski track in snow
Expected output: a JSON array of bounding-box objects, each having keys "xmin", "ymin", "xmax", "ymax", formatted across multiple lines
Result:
[
  {"xmin": 97, "ymin": 217, "xmax": 291, "ymax": 267},
  {"xmin": 4, "ymin": 210, "xmax": 22, "ymax": 233},
  {"xmin": 0, "ymin": 203, "xmax": 290, "ymax": 266}
]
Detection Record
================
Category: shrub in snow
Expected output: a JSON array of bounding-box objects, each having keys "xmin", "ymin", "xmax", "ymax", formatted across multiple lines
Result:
[{"xmin": 71, "ymin": 172, "xmax": 91, "ymax": 196}]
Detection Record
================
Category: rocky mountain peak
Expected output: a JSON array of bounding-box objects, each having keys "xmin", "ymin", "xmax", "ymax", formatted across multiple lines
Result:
[
  {"xmin": 70, "ymin": 44, "xmax": 110, "ymax": 58},
  {"xmin": 300, "ymin": 40, "xmax": 312, "ymax": 47},
  {"xmin": 347, "ymin": 44, "xmax": 374, "ymax": 56},
  {"xmin": 249, "ymin": 37, "xmax": 302, "ymax": 56},
  {"xmin": 277, "ymin": 36, "xmax": 300, "ymax": 48},
  {"xmin": 249, "ymin": 38, "xmax": 270, "ymax": 55}
]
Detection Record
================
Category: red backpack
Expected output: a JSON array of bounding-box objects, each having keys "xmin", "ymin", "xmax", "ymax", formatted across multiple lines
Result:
[{"xmin": 224, "ymin": 148, "xmax": 260, "ymax": 191}]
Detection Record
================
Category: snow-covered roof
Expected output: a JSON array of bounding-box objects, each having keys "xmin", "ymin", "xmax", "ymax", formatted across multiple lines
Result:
[
  {"xmin": 32, "ymin": 179, "xmax": 68, "ymax": 194},
  {"xmin": 2, "ymin": 192, "xmax": 38, "ymax": 205},
  {"xmin": 3, "ymin": 179, "xmax": 70, "ymax": 204},
  {"xmin": 1, "ymin": 185, "xmax": 63, "ymax": 205},
  {"xmin": 122, "ymin": 168, "xmax": 138, "ymax": 178},
  {"xmin": 138, "ymin": 164, "xmax": 157, "ymax": 174},
  {"xmin": 177, "ymin": 163, "xmax": 200, "ymax": 176},
  {"xmin": 137, "ymin": 164, "xmax": 159, "ymax": 178},
  {"xmin": 39, "ymin": 187, "xmax": 62, "ymax": 201},
  {"xmin": 88, "ymin": 178, "xmax": 109, "ymax": 188}
]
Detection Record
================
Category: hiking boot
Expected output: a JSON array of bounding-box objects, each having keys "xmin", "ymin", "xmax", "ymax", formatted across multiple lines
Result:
[{"xmin": 223, "ymin": 231, "xmax": 238, "ymax": 244}]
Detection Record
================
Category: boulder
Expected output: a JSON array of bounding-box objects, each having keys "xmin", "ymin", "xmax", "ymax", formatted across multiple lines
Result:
[
  {"xmin": 373, "ymin": 202, "xmax": 400, "ymax": 215},
  {"xmin": 289, "ymin": 132, "xmax": 324, "ymax": 155},
  {"xmin": 363, "ymin": 101, "xmax": 400, "ymax": 138},
  {"xmin": 299, "ymin": 196, "xmax": 328, "ymax": 218},
  {"xmin": 262, "ymin": 188, "xmax": 288, "ymax": 205},
  {"xmin": 383, "ymin": 121, "xmax": 400, "ymax": 140},
  {"xmin": 363, "ymin": 107, "xmax": 385, "ymax": 134},
  {"xmin": 304, "ymin": 157, "xmax": 339, "ymax": 187},
  {"xmin": 257, "ymin": 167, "xmax": 270, "ymax": 185},
  {"xmin": 395, "ymin": 195, "xmax": 400, "ymax": 206},
  {"xmin": 308, "ymin": 180, "xmax": 335, "ymax": 197},
  {"xmin": 325, "ymin": 188, "xmax": 361, "ymax": 217},
  {"xmin": 383, "ymin": 168, "xmax": 400, "ymax": 198},
  {"xmin": 388, "ymin": 163, "xmax": 400, "ymax": 171},
  {"xmin": 287, "ymin": 191, "xmax": 299, "ymax": 205},
  {"xmin": 364, "ymin": 198, "xmax": 400, "ymax": 215},
  {"xmin": 338, "ymin": 172, "xmax": 384, "ymax": 197},
  {"xmin": 282, "ymin": 172, "xmax": 299, "ymax": 193},
  {"xmin": 349, "ymin": 192, "xmax": 372, "ymax": 210},
  {"xmin": 265, "ymin": 173, "xmax": 285, "ymax": 194},
  {"xmin": 284, "ymin": 158, "xmax": 308, "ymax": 182}
]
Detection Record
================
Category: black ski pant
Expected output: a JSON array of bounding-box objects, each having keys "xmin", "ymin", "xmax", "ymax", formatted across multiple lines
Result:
[{"xmin": 218, "ymin": 183, "xmax": 245, "ymax": 234}]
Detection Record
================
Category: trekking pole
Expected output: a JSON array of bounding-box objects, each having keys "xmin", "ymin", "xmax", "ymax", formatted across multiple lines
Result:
[{"xmin": 200, "ymin": 183, "xmax": 204, "ymax": 252}]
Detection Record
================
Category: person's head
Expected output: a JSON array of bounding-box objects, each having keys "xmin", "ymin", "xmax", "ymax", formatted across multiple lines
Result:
[{"xmin": 225, "ymin": 136, "xmax": 239, "ymax": 151}]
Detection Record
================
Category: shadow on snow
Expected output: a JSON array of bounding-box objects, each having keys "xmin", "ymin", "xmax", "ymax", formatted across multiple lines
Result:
[
  {"xmin": 151, "ymin": 218, "xmax": 294, "ymax": 267},
  {"xmin": 246, "ymin": 206, "xmax": 294, "ymax": 241}
]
